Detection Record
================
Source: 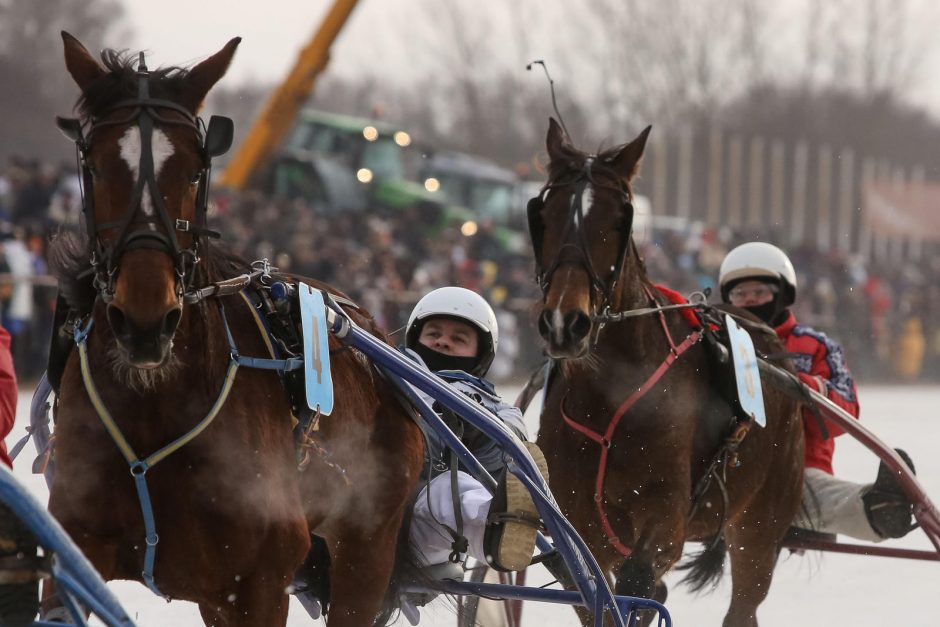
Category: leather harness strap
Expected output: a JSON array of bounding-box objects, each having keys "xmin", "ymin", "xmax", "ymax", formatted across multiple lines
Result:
[{"xmin": 559, "ymin": 286, "xmax": 702, "ymax": 558}]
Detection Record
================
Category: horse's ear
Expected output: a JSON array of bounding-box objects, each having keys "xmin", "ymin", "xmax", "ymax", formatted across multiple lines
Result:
[
  {"xmin": 179, "ymin": 37, "xmax": 242, "ymax": 113},
  {"xmin": 62, "ymin": 31, "xmax": 105, "ymax": 92},
  {"xmin": 608, "ymin": 125, "xmax": 652, "ymax": 182},
  {"xmin": 546, "ymin": 117, "xmax": 572, "ymax": 163}
]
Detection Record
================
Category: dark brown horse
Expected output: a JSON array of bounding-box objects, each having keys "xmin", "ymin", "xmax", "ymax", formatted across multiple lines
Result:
[
  {"xmin": 44, "ymin": 33, "xmax": 423, "ymax": 626},
  {"xmin": 529, "ymin": 119, "xmax": 804, "ymax": 626}
]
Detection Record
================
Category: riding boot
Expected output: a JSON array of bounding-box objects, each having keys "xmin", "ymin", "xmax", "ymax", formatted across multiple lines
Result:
[
  {"xmin": 862, "ymin": 448, "xmax": 916, "ymax": 539},
  {"xmin": 483, "ymin": 442, "xmax": 548, "ymax": 572},
  {"xmin": 0, "ymin": 501, "xmax": 42, "ymax": 627}
]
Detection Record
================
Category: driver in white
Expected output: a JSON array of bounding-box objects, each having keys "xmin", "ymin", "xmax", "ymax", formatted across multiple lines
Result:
[{"xmin": 404, "ymin": 287, "xmax": 548, "ymax": 571}]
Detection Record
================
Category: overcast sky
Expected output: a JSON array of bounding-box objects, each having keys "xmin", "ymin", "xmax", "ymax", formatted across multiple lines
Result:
[
  {"xmin": 120, "ymin": 1, "xmax": 438, "ymax": 86},
  {"xmin": 118, "ymin": 0, "xmax": 940, "ymax": 117}
]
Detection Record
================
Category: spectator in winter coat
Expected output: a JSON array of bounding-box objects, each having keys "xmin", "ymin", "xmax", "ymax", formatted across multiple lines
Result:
[{"xmin": 718, "ymin": 242, "xmax": 916, "ymax": 541}]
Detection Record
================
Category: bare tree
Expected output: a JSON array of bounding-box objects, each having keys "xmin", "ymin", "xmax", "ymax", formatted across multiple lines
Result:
[
  {"xmin": 0, "ymin": 0, "xmax": 129, "ymax": 162},
  {"xmin": 801, "ymin": 0, "xmax": 939, "ymax": 97}
]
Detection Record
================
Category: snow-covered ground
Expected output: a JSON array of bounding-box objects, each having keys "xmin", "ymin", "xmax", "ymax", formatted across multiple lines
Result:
[{"xmin": 9, "ymin": 384, "xmax": 940, "ymax": 626}]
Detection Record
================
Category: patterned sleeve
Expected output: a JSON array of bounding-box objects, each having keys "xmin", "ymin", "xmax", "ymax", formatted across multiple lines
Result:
[{"xmin": 811, "ymin": 332, "xmax": 861, "ymax": 432}]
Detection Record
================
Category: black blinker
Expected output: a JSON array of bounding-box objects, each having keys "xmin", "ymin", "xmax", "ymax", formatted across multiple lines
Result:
[
  {"xmin": 205, "ymin": 115, "xmax": 234, "ymax": 158},
  {"xmin": 526, "ymin": 194, "xmax": 545, "ymax": 260},
  {"xmin": 56, "ymin": 116, "xmax": 84, "ymax": 145}
]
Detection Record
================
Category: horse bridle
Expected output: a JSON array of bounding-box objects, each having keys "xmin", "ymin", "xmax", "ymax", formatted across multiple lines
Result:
[
  {"xmin": 527, "ymin": 157, "xmax": 635, "ymax": 318},
  {"xmin": 57, "ymin": 52, "xmax": 234, "ymax": 304}
]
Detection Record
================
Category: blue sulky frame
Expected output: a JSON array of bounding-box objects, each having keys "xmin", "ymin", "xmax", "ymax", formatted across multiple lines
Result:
[
  {"xmin": 0, "ymin": 462, "xmax": 137, "ymax": 627},
  {"xmin": 1, "ymin": 295, "xmax": 671, "ymax": 626}
]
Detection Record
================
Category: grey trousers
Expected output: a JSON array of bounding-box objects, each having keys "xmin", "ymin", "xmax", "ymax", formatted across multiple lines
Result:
[{"xmin": 792, "ymin": 468, "xmax": 881, "ymax": 542}]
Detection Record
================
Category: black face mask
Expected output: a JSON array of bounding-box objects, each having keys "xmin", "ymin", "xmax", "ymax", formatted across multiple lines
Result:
[
  {"xmin": 744, "ymin": 301, "xmax": 789, "ymax": 327},
  {"xmin": 412, "ymin": 342, "xmax": 480, "ymax": 374},
  {"xmin": 743, "ymin": 301, "xmax": 777, "ymax": 325}
]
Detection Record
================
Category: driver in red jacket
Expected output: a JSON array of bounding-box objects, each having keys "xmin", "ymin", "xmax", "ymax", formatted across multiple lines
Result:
[
  {"xmin": 0, "ymin": 326, "xmax": 15, "ymax": 468},
  {"xmin": 719, "ymin": 242, "xmax": 915, "ymax": 541}
]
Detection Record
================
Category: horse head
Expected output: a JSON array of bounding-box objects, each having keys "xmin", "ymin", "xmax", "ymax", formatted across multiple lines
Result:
[
  {"xmin": 528, "ymin": 119, "xmax": 651, "ymax": 359},
  {"xmin": 58, "ymin": 32, "xmax": 237, "ymax": 369}
]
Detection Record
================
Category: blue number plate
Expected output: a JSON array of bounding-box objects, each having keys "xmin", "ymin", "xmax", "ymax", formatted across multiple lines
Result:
[
  {"xmin": 298, "ymin": 283, "xmax": 334, "ymax": 415},
  {"xmin": 725, "ymin": 314, "xmax": 766, "ymax": 427}
]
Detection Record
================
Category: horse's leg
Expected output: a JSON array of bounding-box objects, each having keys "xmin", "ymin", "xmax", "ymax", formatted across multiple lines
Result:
[
  {"xmin": 198, "ymin": 604, "xmax": 225, "ymax": 627},
  {"xmin": 721, "ymin": 525, "xmax": 781, "ymax": 627},
  {"xmin": 326, "ymin": 517, "xmax": 402, "ymax": 627},
  {"xmin": 196, "ymin": 566, "xmax": 294, "ymax": 627},
  {"xmin": 613, "ymin": 556, "xmax": 655, "ymax": 599},
  {"xmin": 40, "ymin": 539, "xmax": 119, "ymax": 619},
  {"xmin": 613, "ymin": 553, "xmax": 673, "ymax": 627},
  {"xmin": 567, "ymin": 547, "xmax": 623, "ymax": 627}
]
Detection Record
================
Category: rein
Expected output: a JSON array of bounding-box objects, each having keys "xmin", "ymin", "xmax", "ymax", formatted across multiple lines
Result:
[
  {"xmin": 559, "ymin": 285, "xmax": 702, "ymax": 558},
  {"xmin": 596, "ymin": 291, "xmax": 708, "ymax": 324}
]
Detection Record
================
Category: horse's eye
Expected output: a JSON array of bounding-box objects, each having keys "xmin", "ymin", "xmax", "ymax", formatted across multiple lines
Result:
[{"xmin": 189, "ymin": 171, "xmax": 203, "ymax": 185}]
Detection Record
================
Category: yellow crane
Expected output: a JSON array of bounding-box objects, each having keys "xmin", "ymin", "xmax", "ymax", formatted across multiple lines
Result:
[{"xmin": 218, "ymin": 0, "xmax": 359, "ymax": 190}]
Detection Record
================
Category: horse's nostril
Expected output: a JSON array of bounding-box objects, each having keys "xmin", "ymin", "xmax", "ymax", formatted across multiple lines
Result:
[
  {"xmin": 566, "ymin": 311, "xmax": 592, "ymax": 341},
  {"xmin": 538, "ymin": 310, "xmax": 553, "ymax": 338},
  {"xmin": 163, "ymin": 307, "xmax": 182, "ymax": 335},
  {"xmin": 107, "ymin": 305, "xmax": 127, "ymax": 338}
]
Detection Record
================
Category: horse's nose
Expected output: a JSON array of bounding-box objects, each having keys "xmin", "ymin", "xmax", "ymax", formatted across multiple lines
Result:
[
  {"xmin": 162, "ymin": 307, "xmax": 182, "ymax": 336},
  {"xmin": 107, "ymin": 304, "xmax": 129, "ymax": 339},
  {"xmin": 538, "ymin": 308, "xmax": 592, "ymax": 346},
  {"xmin": 565, "ymin": 310, "xmax": 592, "ymax": 343},
  {"xmin": 108, "ymin": 304, "xmax": 181, "ymax": 337}
]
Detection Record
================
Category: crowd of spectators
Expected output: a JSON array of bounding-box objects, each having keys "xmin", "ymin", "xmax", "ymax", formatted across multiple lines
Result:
[{"xmin": 2, "ymin": 155, "xmax": 939, "ymax": 385}]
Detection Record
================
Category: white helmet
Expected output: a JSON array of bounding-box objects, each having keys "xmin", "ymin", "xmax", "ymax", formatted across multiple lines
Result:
[
  {"xmin": 718, "ymin": 242, "xmax": 797, "ymax": 307},
  {"xmin": 405, "ymin": 287, "xmax": 499, "ymax": 376}
]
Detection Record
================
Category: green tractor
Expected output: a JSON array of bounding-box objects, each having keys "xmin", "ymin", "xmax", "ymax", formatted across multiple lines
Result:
[
  {"xmin": 260, "ymin": 109, "xmax": 469, "ymax": 224},
  {"xmin": 419, "ymin": 150, "xmax": 527, "ymax": 253}
]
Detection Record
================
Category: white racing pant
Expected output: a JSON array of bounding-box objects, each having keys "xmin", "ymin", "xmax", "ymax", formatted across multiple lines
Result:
[
  {"xmin": 410, "ymin": 471, "xmax": 493, "ymax": 565},
  {"xmin": 792, "ymin": 468, "xmax": 881, "ymax": 542}
]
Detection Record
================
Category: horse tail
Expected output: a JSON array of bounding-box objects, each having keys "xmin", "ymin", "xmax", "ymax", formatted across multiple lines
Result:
[{"xmin": 676, "ymin": 536, "xmax": 727, "ymax": 593}]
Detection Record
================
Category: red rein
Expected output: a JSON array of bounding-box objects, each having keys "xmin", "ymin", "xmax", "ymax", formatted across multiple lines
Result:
[{"xmin": 560, "ymin": 286, "xmax": 701, "ymax": 558}]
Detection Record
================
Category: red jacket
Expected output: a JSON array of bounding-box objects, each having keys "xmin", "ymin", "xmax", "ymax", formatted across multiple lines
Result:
[
  {"xmin": 774, "ymin": 311, "xmax": 860, "ymax": 474},
  {"xmin": 0, "ymin": 326, "xmax": 16, "ymax": 468}
]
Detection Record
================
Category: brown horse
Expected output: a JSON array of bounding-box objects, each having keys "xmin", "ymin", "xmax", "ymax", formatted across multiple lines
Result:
[
  {"xmin": 44, "ymin": 33, "xmax": 423, "ymax": 626},
  {"xmin": 529, "ymin": 119, "xmax": 804, "ymax": 626}
]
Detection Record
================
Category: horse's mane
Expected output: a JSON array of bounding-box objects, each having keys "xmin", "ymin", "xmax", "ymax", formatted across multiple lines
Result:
[
  {"xmin": 76, "ymin": 49, "xmax": 192, "ymax": 119},
  {"xmin": 197, "ymin": 240, "xmax": 253, "ymax": 285},
  {"xmin": 47, "ymin": 229, "xmax": 95, "ymax": 314}
]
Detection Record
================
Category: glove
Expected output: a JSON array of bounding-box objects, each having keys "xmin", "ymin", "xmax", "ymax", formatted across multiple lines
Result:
[
  {"xmin": 797, "ymin": 372, "xmax": 827, "ymax": 394},
  {"xmin": 431, "ymin": 401, "xmax": 462, "ymax": 433}
]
